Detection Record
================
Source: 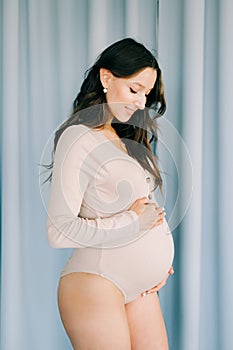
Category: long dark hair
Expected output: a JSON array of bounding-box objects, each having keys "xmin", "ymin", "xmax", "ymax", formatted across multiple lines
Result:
[{"xmin": 47, "ymin": 38, "xmax": 166, "ymax": 189}]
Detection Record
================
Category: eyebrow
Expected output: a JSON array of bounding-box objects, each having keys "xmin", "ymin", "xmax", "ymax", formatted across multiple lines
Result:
[{"xmin": 130, "ymin": 82, "xmax": 153, "ymax": 91}]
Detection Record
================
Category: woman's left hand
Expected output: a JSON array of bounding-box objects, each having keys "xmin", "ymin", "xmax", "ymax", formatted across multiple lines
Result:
[{"xmin": 141, "ymin": 266, "xmax": 174, "ymax": 297}]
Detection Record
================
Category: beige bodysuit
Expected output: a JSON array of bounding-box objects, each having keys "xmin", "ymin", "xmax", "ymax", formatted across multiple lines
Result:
[{"xmin": 47, "ymin": 124, "xmax": 174, "ymax": 303}]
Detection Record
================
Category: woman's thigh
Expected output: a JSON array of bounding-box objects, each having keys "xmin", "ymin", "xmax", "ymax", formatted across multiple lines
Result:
[
  {"xmin": 125, "ymin": 292, "xmax": 169, "ymax": 350},
  {"xmin": 57, "ymin": 272, "xmax": 131, "ymax": 350}
]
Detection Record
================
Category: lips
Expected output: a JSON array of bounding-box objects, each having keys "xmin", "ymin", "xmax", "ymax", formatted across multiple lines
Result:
[{"xmin": 125, "ymin": 106, "xmax": 136, "ymax": 115}]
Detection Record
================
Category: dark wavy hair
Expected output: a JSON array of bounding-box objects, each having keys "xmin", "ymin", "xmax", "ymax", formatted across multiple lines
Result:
[{"xmin": 46, "ymin": 38, "xmax": 166, "ymax": 189}]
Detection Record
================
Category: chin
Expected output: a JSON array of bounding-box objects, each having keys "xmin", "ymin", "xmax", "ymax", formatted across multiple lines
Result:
[
  {"xmin": 115, "ymin": 110, "xmax": 135, "ymax": 123},
  {"xmin": 111, "ymin": 115, "xmax": 129, "ymax": 124},
  {"xmin": 116, "ymin": 116, "xmax": 131, "ymax": 123}
]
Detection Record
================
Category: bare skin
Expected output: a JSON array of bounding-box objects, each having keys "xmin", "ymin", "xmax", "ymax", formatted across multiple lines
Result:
[
  {"xmin": 126, "ymin": 292, "xmax": 169, "ymax": 350},
  {"xmin": 57, "ymin": 197, "xmax": 171, "ymax": 350},
  {"xmin": 58, "ymin": 273, "xmax": 131, "ymax": 350}
]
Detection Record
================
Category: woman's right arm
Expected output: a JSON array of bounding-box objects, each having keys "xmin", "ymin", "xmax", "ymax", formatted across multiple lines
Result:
[{"xmin": 47, "ymin": 126, "xmax": 141, "ymax": 249}]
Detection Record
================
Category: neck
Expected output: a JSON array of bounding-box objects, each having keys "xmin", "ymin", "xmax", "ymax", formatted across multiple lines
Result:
[{"xmin": 103, "ymin": 121, "xmax": 117, "ymax": 134}]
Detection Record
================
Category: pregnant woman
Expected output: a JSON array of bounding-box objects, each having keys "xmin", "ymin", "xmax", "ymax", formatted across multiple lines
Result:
[{"xmin": 46, "ymin": 38, "xmax": 174, "ymax": 349}]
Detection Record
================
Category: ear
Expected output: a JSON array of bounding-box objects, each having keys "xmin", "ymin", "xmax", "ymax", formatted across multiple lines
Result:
[{"xmin": 99, "ymin": 68, "xmax": 113, "ymax": 89}]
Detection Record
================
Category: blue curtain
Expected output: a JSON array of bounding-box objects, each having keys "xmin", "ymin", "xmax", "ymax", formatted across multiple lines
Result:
[
  {"xmin": 158, "ymin": 0, "xmax": 233, "ymax": 349},
  {"xmin": 0, "ymin": 1, "xmax": 159, "ymax": 349},
  {"xmin": 2, "ymin": 1, "xmax": 233, "ymax": 349}
]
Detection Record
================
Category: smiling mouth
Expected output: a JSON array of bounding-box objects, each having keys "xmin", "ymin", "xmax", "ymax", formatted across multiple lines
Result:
[{"xmin": 125, "ymin": 106, "xmax": 136, "ymax": 114}]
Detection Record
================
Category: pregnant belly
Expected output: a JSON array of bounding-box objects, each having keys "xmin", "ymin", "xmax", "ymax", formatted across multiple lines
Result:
[{"xmin": 101, "ymin": 220, "xmax": 174, "ymax": 301}]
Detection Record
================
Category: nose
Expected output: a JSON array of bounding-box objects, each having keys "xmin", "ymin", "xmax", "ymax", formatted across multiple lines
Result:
[{"xmin": 134, "ymin": 94, "xmax": 146, "ymax": 110}]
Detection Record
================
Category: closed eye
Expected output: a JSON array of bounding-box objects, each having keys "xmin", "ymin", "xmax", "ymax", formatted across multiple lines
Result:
[
  {"xmin": 130, "ymin": 87, "xmax": 150, "ymax": 97},
  {"xmin": 130, "ymin": 87, "xmax": 137, "ymax": 94}
]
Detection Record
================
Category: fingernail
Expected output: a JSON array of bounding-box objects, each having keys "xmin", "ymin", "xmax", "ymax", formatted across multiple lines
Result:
[{"xmin": 142, "ymin": 292, "xmax": 146, "ymax": 297}]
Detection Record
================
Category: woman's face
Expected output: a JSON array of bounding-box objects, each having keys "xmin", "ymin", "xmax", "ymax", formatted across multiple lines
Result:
[{"xmin": 100, "ymin": 67, "xmax": 157, "ymax": 122}]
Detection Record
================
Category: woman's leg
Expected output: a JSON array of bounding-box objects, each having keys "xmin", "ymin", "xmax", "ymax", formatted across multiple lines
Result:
[
  {"xmin": 57, "ymin": 272, "xmax": 131, "ymax": 350},
  {"xmin": 125, "ymin": 292, "xmax": 169, "ymax": 350}
]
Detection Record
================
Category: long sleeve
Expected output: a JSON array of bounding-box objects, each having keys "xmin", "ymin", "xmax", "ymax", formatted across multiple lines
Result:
[{"xmin": 46, "ymin": 125, "xmax": 140, "ymax": 249}]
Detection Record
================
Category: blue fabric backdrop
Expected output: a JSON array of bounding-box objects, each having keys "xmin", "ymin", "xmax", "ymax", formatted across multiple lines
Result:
[
  {"xmin": 159, "ymin": 1, "xmax": 233, "ymax": 349},
  {"xmin": 1, "ymin": 0, "xmax": 233, "ymax": 349}
]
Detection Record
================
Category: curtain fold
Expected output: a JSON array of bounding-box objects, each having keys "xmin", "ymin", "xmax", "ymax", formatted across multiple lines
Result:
[
  {"xmin": 218, "ymin": 1, "xmax": 233, "ymax": 349},
  {"xmin": 159, "ymin": 0, "xmax": 233, "ymax": 349}
]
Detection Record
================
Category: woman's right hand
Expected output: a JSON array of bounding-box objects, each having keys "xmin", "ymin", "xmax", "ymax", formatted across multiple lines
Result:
[{"xmin": 129, "ymin": 197, "xmax": 165, "ymax": 232}]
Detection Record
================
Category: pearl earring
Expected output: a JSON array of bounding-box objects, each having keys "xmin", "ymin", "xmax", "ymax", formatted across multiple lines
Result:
[{"xmin": 103, "ymin": 87, "xmax": 108, "ymax": 93}]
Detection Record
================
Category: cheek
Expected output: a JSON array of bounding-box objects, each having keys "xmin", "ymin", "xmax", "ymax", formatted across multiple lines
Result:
[{"xmin": 107, "ymin": 84, "xmax": 130, "ymax": 103}]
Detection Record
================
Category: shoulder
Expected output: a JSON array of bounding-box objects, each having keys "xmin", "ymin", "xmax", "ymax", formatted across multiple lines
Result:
[
  {"xmin": 53, "ymin": 125, "xmax": 89, "ymax": 162},
  {"xmin": 56, "ymin": 124, "xmax": 91, "ymax": 148},
  {"xmin": 54, "ymin": 124, "xmax": 103, "ymax": 166},
  {"xmin": 55, "ymin": 124, "xmax": 98, "ymax": 155}
]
